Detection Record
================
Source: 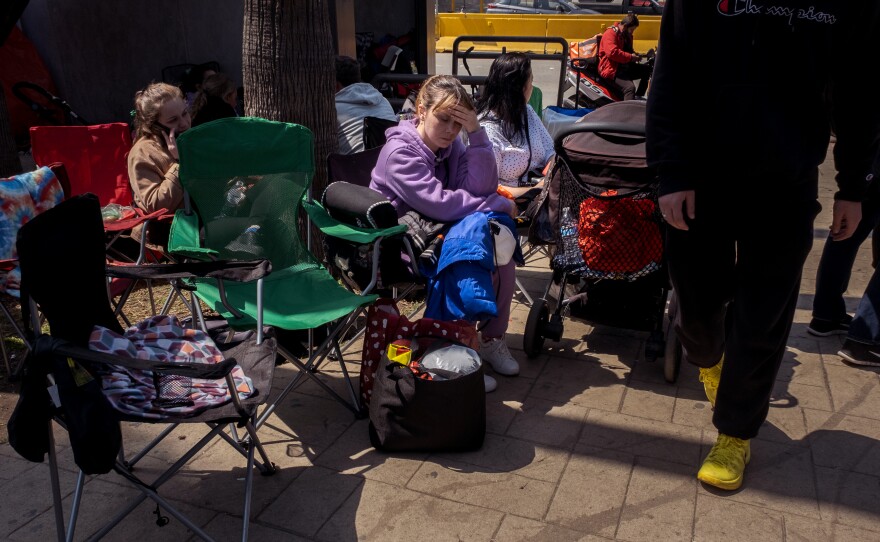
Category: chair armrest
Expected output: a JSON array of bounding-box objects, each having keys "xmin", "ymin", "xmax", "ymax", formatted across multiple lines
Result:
[
  {"xmin": 41, "ymin": 336, "xmax": 239, "ymax": 380},
  {"xmin": 107, "ymin": 258, "xmax": 272, "ymax": 282},
  {"xmin": 103, "ymin": 207, "xmax": 168, "ymax": 233},
  {"xmin": 168, "ymin": 209, "xmax": 219, "ymax": 260},
  {"xmin": 302, "ymin": 199, "xmax": 406, "ymax": 244}
]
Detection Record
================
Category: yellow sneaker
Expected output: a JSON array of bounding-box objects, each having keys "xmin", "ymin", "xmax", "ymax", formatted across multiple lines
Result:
[
  {"xmin": 697, "ymin": 434, "xmax": 751, "ymax": 490},
  {"xmin": 698, "ymin": 356, "xmax": 723, "ymax": 407}
]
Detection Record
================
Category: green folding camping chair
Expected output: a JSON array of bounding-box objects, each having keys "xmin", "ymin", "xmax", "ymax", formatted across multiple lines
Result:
[{"xmin": 171, "ymin": 117, "xmax": 404, "ymax": 418}]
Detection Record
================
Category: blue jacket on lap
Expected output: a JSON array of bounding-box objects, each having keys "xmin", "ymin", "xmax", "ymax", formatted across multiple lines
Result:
[{"xmin": 423, "ymin": 212, "xmax": 522, "ymax": 322}]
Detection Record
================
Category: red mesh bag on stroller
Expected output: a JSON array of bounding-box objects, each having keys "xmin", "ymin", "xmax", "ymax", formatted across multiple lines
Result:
[{"xmin": 576, "ymin": 188, "xmax": 663, "ymax": 278}]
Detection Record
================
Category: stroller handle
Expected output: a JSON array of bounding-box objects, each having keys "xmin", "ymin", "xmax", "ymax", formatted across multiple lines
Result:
[
  {"xmin": 553, "ymin": 122, "xmax": 645, "ymax": 153},
  {"xmin": 12, "ymin": 81, "xmax": 89, "ymax": 126}
]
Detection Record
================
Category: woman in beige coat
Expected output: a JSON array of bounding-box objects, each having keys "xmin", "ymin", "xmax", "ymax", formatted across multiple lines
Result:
[
  {"xmin": 127, "ymin": 82, "xmax": 192, "ymax": 246},
  {"xmin": 128, "ymin": 82, "xmax": 192, "ymax": 216}
]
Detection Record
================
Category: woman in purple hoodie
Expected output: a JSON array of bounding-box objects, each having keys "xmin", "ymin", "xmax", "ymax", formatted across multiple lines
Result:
[{"xmin": 370, "ymin": 75, "xmax": 519, "ymax": 392}]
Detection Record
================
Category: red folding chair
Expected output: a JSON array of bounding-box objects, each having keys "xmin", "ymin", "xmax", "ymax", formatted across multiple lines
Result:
[
  {"xmin": 29, "ymin": 123, "xmax": 179, "ymax": 321},
  {"xmin": 29, "ymin": 123, "xmax": 132, "ymax": 204}
]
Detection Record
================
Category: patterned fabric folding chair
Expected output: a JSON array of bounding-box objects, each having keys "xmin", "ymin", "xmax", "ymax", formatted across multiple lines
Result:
[
  {"xmin": 0, "ymin": 165, "xmax": 64, "ymax": 377},
  {"xmin": 172, "ymin": 117, "xmax": 404, "ymax": 417},
  {"xmin": 10, "ymin": 194, "xmax": 277, "ymax": 541}
]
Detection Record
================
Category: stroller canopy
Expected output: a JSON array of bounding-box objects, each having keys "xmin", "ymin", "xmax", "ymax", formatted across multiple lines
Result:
[{"xmin": 556, "ymin": 101, "xmax": 653, "ymax": 190}]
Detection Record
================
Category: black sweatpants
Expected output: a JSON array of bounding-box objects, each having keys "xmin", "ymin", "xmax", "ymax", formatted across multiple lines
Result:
[
  {"xmin": 665, "ymin": 175, "xmax": 820, "ymax": 439},
  {"xmin": 606, "ymin": 62, "xmax": 653, "ymax": 101}
]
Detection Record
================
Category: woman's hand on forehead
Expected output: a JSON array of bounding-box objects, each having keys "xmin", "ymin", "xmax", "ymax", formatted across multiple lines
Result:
[{"xmin": 448, "ymin": 104, "xmax": 480, "ymax": 134}]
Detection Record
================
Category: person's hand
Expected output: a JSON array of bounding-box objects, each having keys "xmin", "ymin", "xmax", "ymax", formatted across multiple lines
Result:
[
  {"xmin": 162, "ymin": 128, "xmax": 179, "ymax": 161},
  {"xmin": 659, "ymin": 190, "xmax": 695, "ymax": 230},
  {"xmin": 830, "ymin": 200, "xmax": 862, "ymax": 241},
  {"xmin": 497, "ymin": 196, "xmax": 518, "ymax": 218},
  {"xmin": 450, "ymin": 104, "xmax": 480, "ymax": 134},
  {"xmin": 497, "ymin": 186, "xmax": 515, "ymax": 200},
  {"xmin": 632, "ymin": 53, "xmax": 643, "ymax": 63}
]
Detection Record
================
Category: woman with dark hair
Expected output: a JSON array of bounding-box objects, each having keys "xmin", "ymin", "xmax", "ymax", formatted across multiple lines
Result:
[
  {"xmin": 476, "ymin": 53, "xmax": 554, "ymax": 197},
  {"xmin": 181, "ymin": 62, "xmax": 218, "ymax": 109}
]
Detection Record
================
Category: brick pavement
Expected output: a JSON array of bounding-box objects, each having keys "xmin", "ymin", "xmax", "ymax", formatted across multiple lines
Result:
[{"xmin": 2, "ymin": 146, "xmax": 879, "ymax": 540}]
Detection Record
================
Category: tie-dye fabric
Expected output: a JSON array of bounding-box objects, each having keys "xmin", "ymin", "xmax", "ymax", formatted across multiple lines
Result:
[
  {"xmin": 88, "ymin": 315, "xmax": 254, "ymax": 419},
  {"xmin": 0, "ymin": 166, "xmax": 64, "ymax": 297}
]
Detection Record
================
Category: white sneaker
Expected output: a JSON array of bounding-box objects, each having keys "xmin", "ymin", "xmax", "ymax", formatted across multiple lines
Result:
[
  {"xmin": 484, "ymin": 374, "xmax": 497, "ymax": 393},
  {"xmin": 480, "ymin": 337, "xmax": 520, "ymax": 376}
]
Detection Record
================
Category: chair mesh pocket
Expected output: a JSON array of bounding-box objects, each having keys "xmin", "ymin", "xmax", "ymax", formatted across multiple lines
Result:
[{"xmin": 153, "ymin": 373, "xmax": 195, "ymax": 408}]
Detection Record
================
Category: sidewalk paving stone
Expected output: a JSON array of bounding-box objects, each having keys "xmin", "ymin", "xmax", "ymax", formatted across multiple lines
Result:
[
  {"xmin": 615, "ymin": 457, "xmax": 697, "ymax": 542},
  {"xmin": 505, "ymin": 396, "xmax": 589, "ymax": 449},
  {"xmin": 619, "ymin": 382, "xmax": 677, "ymax": 422},
  {"xmin": 579, "ymin": 410, "xmax": 703, "ymax": 467},
  {"xmin": 433, "ymin": 433, "xmax": 570, "ymax": 483},
  {"xmin": 704, "ymin": 439, "xmax": 820, "ymax": 520},
  {"xmin": 814, "ymin": 466, "xmax": 880, "ymax": 532},
  {"xmin": 315, "ymin": 478, "xmax": 504, "ymax": 542},
  {"xmin": 544, "ymin": 446, "xmax": 633, "ymax": 537},
  {"xmin": 312, "ymin": 420, "xmax": 428, "ymax": 485},
  {"xmin": 694, "ymin": 495, "xmax": 784, "ymax": 541},
  {"xmin": 406, "ymin": 457, "xmax": 557, "ymax": 519},
  {"xmin": 258, "ymin": 465, "xmax": 363, "ymax": 537},
  {"xmin": 2, "ymin": 136, "xmax": 879, "ymax": 540},
  {"xmin": 531, "ymin": 358, "xmax": 629, "ymax": 411},
  {"xmin": 494, "ymin": 514, "xmax": 613, "ymax": 541},
  {"xmin": 804, "ymin": 409, "xmax": 880, "ymax": 475}
]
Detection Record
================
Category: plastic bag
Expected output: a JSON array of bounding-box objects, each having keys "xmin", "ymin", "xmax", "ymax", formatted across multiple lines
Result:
[
  {"xmin": 419, "ymin": 344, "xmax": 481, "ymax": 377},
  {"xmin": 101, "ymin": 203, "xmax": 135, "ymax": 222}
]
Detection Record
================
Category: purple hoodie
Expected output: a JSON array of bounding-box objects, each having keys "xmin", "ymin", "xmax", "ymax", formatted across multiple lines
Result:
[{"xmin": 369, "ymin": 119, "xmax": 511, "ymax": 222}]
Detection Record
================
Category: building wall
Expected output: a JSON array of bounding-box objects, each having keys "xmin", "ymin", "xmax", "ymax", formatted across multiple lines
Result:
[
  {"xmin": 20, "ymin": 0, "xmax": 244, "ymax": 124},
  {"xmin": 355, "ymin": 1, "xmax": 416, "ymax": 40},
  {"xmin": 17, "ymin": 0, "xmax": 432, "ymax": 123}
]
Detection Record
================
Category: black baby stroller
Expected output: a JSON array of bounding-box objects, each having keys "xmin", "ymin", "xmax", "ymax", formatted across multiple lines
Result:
[{"xmin": 523, "ymin": 100, "xmax": 683, "ymax": 382}]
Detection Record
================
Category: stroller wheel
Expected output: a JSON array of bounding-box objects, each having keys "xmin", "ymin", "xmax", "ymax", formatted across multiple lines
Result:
[
  {"xmin": 524, "ymin": 299, "xmax": 549, "ymax": 358},
  {"xmin": 664, "ymin": 325, "xmax": 682, "ymax": 383},
  {"xmin": 663, "ymin": 290, "xmax": 682, "ymax": 383},
  {"xmin": 644, "ymin": 330, "xmax": 664, "ymax": 363}
]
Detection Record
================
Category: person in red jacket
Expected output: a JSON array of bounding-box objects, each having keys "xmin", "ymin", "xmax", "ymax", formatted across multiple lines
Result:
[{"xmin": 598, "ymin": 12, "xmax": 651, "ymax": 101}]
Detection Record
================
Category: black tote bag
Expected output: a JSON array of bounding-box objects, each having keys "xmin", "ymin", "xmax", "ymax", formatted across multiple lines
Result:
[{"xmin": 368, "ymin": 344, "xmax": 486, "ymax": 452}]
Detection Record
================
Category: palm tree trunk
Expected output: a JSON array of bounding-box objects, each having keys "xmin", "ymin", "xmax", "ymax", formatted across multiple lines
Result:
[{"xmin": 242, "ymin": 0, "xmax": 337, "ymax": 194}]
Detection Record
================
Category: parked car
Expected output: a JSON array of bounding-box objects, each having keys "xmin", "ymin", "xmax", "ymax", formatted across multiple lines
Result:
[
  {"xmin": 485, "ymin": 0, "xmax": 600, "ymax": 15},
  {"xmin": 572, "ymin": 0, "xmax": 664, "ymax": 15}
]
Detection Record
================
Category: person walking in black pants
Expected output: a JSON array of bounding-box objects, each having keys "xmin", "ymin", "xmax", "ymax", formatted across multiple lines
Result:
[
  {"xmin": 809, "ymin": 187, "xmax": 880, "ymax": 336},
  {"xmin": 647, "ymin": 0, "xmax": 880, "ymax": 490}
]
